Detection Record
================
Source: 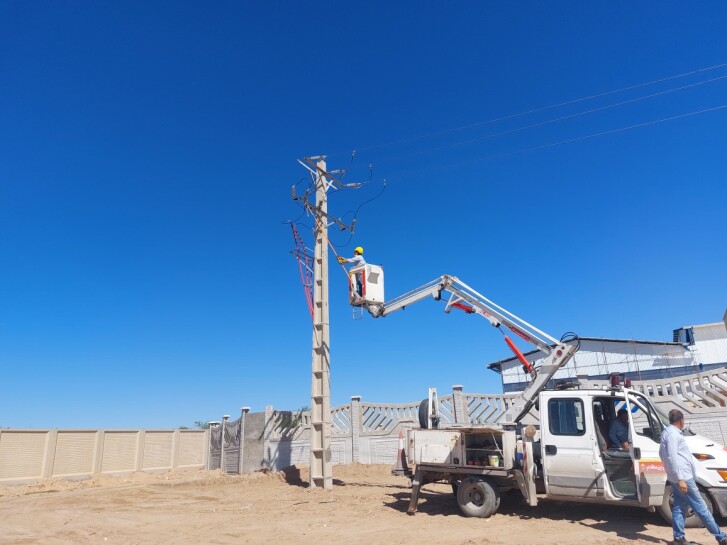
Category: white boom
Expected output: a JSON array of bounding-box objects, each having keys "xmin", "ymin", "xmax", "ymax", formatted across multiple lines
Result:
[{"xmin": 365, "ymin": 275, "xmax": 578, "ymax": 424}]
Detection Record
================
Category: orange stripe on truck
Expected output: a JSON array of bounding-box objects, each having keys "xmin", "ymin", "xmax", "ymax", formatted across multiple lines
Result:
[{"xmin": 640, "ymin": 459, "xmax": 665, "ymax": 473}]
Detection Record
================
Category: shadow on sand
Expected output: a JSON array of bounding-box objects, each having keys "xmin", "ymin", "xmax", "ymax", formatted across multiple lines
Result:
[
  {"xmin": 384, "ymin": 488, "xmax": 670, "ymax": 544},
  {"xmin": 280, "ymin": 466, "xmax": 344, "ymax": 488}
]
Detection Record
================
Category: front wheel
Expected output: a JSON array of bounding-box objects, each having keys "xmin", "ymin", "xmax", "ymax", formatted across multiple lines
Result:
[
  {"xmin": 456, "ymin": 477, "xmax": 500, "ymax": 518},
  {"xmin": 658, "ymin": 483, "xmax": 714, "ymax": 529}
]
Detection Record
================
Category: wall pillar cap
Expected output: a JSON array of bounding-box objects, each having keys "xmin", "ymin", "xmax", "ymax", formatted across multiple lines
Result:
[
  {"xmin": 452, "ymin": 385, "xmax": 464, "ymax": 391},
  {"xmin": 241, "ymin": 407, "xmax": 251, "ymax": 413},
  {"xmin": 351, "ymin": 395, "xmax": 362, "ymax": 401}
]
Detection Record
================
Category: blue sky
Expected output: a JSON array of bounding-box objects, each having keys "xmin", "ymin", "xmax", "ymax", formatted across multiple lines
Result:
[{"xmin": 1, "ymin": 2, "xmax": 726, "ymax": 429}]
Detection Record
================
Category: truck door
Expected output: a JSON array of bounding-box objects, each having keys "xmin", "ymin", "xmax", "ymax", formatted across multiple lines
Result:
[
  {"xmin": 624, "ymin": 390, "xmax": 667, "ymax": 507},
  {"xmin": 540, "ymin": 393, "xmax": 600, "ymax": 499}
]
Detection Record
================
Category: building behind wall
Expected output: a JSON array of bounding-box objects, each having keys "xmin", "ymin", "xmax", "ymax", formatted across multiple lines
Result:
[{"xmin": 489, "ymin": 319, "xmax": 727, "ymax": 394}]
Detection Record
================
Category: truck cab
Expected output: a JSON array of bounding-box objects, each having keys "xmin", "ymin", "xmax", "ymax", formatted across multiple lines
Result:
[
  {"xmin": 538, "ymin": 386, "xmax": 727, "ymax": 525},
  {"xmin": 538, "ymin": 387, "xmax": 666, "ymax": 507}
]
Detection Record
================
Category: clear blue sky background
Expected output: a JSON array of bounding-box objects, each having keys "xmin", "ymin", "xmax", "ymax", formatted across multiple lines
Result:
[{"xmin": 1, "ymin": 2, "xmax": 726, "ymax": 429}]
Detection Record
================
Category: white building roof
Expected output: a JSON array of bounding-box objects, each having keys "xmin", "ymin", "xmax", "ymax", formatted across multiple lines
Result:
[{"xmin": 489, "ymin": 337, "xmax": 696, "ymax": 386}]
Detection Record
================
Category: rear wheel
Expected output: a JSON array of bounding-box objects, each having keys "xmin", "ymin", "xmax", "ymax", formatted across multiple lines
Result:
[
  {"xmin": 658, "ymin": 483, "xmax": 714, "ymax": 528},
  {"xmin": 456, "ymin": 477, "xmax": 500, "ymax": 518}
]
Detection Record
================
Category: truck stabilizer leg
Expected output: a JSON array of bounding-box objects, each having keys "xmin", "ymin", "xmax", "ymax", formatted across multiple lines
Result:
[{"xmin": 407, "ymin": 469, "xmax": 423, "ymax": 515}]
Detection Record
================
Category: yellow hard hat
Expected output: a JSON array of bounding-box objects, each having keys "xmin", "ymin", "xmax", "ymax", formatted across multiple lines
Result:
[{"xmin": 354, "ymin": 246, "xmax": 364, "ymax": 254}]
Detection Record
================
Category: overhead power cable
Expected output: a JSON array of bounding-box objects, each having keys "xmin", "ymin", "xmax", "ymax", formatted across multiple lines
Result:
[
  {"xmin": 392, "ymin": 103, "xmax": 727, "ymax": 180},
  {"xmin": 378, "ymin": 75, "xmax": 727, "ymax": 164},
  {"xmin": 331, "ymin": 62, "xmax": 727, "ymax": 157}
]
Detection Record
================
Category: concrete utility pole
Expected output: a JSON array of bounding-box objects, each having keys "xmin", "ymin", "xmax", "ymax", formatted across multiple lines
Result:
[
  {"xmin": 293, "ymin": 155, "xmax": 358, "ymax": 489},
  {"xmin": 310, "ymin": 157, "xmax": 332, "ymax": 489}
]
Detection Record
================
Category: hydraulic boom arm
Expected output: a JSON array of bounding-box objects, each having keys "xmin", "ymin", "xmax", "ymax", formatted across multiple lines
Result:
[{"xmin": 366, "ymin": 275, "xmax": 578, "ymax": 423}]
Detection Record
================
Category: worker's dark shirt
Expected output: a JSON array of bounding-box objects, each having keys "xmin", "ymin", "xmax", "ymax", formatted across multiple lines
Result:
[{"xmin": 609, "ymin": 419, "xmax": 628, "ymax": 448}]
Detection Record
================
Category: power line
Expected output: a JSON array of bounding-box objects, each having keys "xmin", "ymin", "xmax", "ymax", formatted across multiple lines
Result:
[
  {"xmin": 392, "ymin": 103, "xmax": 727, "ymax": 180},
  {"xmin": 376, "ymin": 74, "xmax": 727, "ymax": 165},
  {"xmin": 331, "ymin": 62, "xmax": 727, "ymax": 157}
]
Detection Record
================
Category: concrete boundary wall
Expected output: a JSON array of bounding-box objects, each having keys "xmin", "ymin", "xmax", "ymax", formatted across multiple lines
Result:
[
  {"xmin": 0, "ymin": 429, "xmax": 208, "ymax": 485},
  {"xmin": 252, "ymin": 369, "xmax": 727, "ymax": 472}
]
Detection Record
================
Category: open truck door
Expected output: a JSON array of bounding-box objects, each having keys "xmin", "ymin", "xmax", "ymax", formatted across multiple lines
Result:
[{"xmin": 625, "ymin": 390, "xmax": 667, "ymax": 507}]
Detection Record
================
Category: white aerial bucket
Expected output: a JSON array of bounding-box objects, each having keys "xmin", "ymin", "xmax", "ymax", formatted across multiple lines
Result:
[{"xmin": 349, "ymin": 264, "xmax": 384, "ymax": 306}]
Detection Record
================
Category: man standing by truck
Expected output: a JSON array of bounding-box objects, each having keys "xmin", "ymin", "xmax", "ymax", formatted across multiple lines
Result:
[{"xmin": 659, "ymin": 409, "xmax": 727, "ymax": 545}]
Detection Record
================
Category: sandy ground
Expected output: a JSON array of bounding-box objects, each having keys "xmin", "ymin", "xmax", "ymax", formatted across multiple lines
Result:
[{"xmin": 0, "ymin": 464, "xmax": 722, "ymax": 545}]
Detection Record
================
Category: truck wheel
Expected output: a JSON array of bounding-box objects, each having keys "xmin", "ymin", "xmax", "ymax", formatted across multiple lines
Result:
[
  {"xmin": 456, "ymin": 477, "xmax": 500, "ymax": 518},
  {"xmin": 658, "ymin": 483, "xmax": 714, "ymax": 528}
]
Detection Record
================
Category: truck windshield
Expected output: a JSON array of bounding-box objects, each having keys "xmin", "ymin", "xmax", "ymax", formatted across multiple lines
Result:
[{"xmin": 648, "ymin": 401, "xmax": 698, "ymax": 436}]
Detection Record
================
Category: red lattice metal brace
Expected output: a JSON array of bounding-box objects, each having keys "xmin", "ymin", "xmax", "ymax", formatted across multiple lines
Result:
[{"xmin": 290, "ymin": 223, "xmax": 314, "ymax": 320}]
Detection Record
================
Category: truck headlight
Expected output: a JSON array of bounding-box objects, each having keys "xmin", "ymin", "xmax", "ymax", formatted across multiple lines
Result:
[{"xmin": 693, "ymin": 453, "xmax": 715, "ymax": 461}]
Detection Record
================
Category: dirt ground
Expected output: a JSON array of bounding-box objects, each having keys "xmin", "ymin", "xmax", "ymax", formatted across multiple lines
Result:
[{"xmin": 0, "ymin": 464, "xmax": 720, "ymax": 545}]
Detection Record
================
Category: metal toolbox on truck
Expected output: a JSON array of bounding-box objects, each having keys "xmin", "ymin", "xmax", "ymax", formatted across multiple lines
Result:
[
  {"xmin": 409, "ymin": 429, "xmax": 463, "ymax": 465},
  {"xmin": 408, "ymin": 426, "xmax": 515, "ymax": 469}
]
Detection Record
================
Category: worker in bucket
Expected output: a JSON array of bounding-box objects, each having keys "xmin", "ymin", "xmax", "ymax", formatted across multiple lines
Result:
[
  {"xmin": 660, "ymin": 409, "xmax": 727, "ymax": 545},
  {"xmin": 337, "ymin": 246, "xmax": 366, "ymax": 297},
  {"xmin": 609, "ymin": 408, "xmax": 630, "ymax": 449}
]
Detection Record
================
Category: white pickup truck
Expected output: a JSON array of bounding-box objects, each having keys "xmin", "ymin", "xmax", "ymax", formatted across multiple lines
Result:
[{"xmin": 406, "ymin": 381, "xmax": 727, "ymax": 526}]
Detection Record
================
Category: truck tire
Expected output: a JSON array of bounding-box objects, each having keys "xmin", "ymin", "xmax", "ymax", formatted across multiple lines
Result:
[
  {"xmin": 456, "ymin": 477, "xmax": 500, "ymax": 518},
  {"xmin": 418, "ymin": 399, "xmax": 438, "ymax": 429},
  {"xmin": 658, "ymin": 483, "xmax": 714, "ymax": 529},
  {"xmin": 418, "ymin": 399, "xmax": 428, "ymax": 428}
]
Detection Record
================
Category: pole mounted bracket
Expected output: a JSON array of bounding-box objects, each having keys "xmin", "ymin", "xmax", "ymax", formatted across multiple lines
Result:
[{"xmin": 292, "ymin": 158, "xmax": 358, "ymax": 232}]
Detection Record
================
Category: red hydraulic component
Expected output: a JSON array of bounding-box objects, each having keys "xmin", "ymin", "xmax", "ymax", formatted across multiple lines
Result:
[
  {"xmin": 504, "ymin": 335, "xmax": 535, "ymax": 374},
  {"xmin": 451, "ymin": 302, "xmax": 475, "ymax": 314}
]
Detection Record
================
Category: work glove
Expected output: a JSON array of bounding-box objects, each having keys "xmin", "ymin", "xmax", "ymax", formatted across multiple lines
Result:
[{"xmin": 337, "ymin": 256, "xmax": 347, "ymax": 264}]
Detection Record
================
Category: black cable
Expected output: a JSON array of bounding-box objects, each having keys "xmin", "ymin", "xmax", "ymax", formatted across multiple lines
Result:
[
  {"xmin": 352, "ymin": 177, "xmax": 387, "ymax": 221},
  {"xmin": 329, "ymin": 175, "xmax": 387, "ymax": 250},
  {"xmin": 560, "ymin": 332, "xmax": 581, "ymax": 352},
  {"xmin": 337, "ymin": 150, "xmax": 357, "ymax": 180}
]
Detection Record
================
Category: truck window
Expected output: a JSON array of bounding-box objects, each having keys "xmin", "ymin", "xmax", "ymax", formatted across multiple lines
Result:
[
  {"xmin": 627, "ymin": 393, "xmax": 665, "ymax": 442},
  {"xmin": 612, "ymin": 395, "xmax": 664, "ymax": 442},
  {"xmin": 548, "ymin": 398, "xmax": 586, "ymax": 436}
]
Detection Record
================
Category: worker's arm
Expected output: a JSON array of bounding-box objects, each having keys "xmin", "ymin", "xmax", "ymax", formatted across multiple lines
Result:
[{"xmin": 619, "ymin": 423, "xmax": 629, "ymax": 449}]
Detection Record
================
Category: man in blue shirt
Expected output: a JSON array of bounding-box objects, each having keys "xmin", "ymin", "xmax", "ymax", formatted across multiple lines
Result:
[
  {"xmin": 609, "ymin": 408, "xmax": 630, "ymax": 449},
  {"xmin": 659, "ymin": 409, "xmax": 727, "ymax": 545}
]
